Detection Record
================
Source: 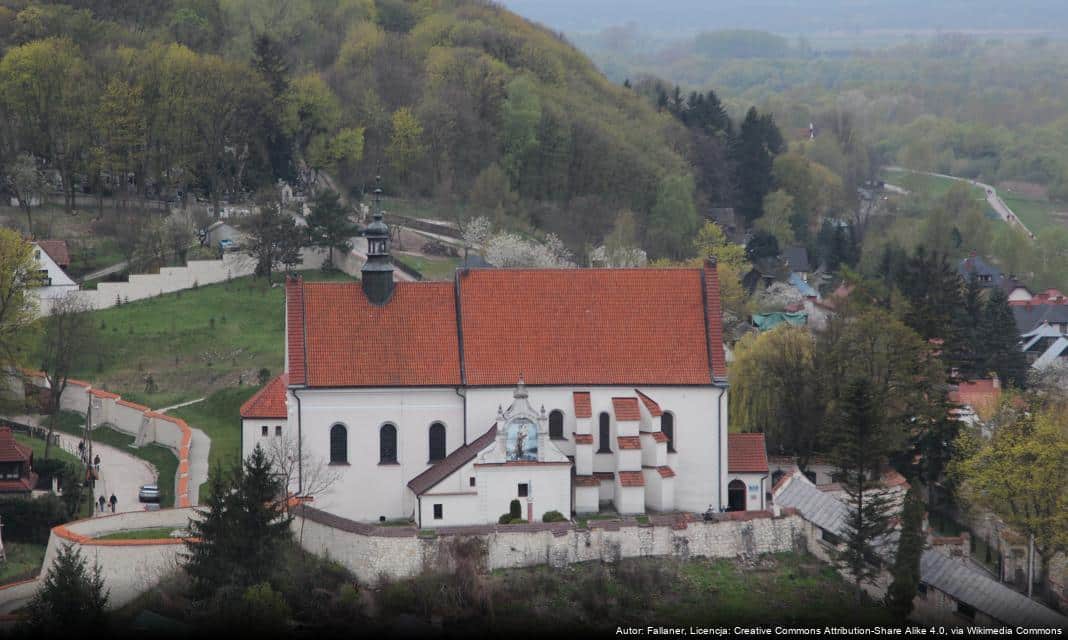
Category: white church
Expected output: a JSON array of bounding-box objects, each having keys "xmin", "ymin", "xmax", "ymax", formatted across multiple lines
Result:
[{"xmin": 241, "ymin": 201, "xmax": 765, "ymax": 527}]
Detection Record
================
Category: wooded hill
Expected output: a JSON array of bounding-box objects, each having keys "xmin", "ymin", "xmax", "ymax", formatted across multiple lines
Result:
[{"xmin": 0, "ymin": 0, "xmax": 704, "ymax": 257}]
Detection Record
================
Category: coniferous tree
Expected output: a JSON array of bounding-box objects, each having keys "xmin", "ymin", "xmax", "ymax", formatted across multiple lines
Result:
[
  {"xmin": 899, "ymin": 247, "xmax": 963, "ymax": 351},
  {"xmin": 830, "ymin": 378, "xmax": 897, "ymax": 594},
  {"xmin": 886, "ymin": 487, "xmax": 926, "ymax": 621},
  {"xmin": 184, "ymin": 447, "xmax": 292, "ymax": 596},
  {"xmin": 732, "ymin": 107, "xmax": 783, "ymax": 224},
  {"xmin": 980, "ymin": 286, "xmax": 1028, "ymax": 386},
  {"xmin": 306, "ymin": 189, "xmax": 357, "ymax": 268},
  {"xmin": 954, "ymin": 274, "xmax": 985, "ymax": 378},
  {"xmin": 26, "ymin": 544, "xmax": 109, "ymax": 634}
]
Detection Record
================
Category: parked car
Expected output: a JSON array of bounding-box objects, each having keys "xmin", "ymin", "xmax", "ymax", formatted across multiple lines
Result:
[
  {"xmin": 218, "ymin": 238, "xmax": 238, "ymax": 252},
  {"xmin": 138, "ymin": 484, "xmax": 160, "ymax": 503}
]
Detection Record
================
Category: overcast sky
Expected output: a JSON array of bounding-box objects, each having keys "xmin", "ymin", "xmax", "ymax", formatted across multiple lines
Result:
[{"xmin": 498, "ymin": 1, "xmax": 1068, "ymax": 36}]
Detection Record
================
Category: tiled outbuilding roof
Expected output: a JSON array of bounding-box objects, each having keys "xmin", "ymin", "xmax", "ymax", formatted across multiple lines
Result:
[
  {"xmin": 407, "ymin": 425, "xmax": 497, "ymax": 496},
  {"xmin": 36, "ymin": 240, "xmax": 70, "ymax": 268},
  {"xmin": 728, "ymin": 433, "xmax": 769, "ymax": 473},
  {"xmin": 286, "ymin": 262, "xmax": 728, "ymax": 388},
  {"xmin": 573, "ymin": 391, "xmax": 591, "ymax": 418},
  {"xmin": 0, "ymin": 428, "xmax": 32, "ymax": 463},
  {"xmin": 612, "ymin": 397, "xmax": 640, "ymax": 421},
  {"xmin": 240, "ymin": 374, "xmax": 289, "ymax": 419},
  {"xmin": 573, "ymin": 434, "xmax": 593, "ymax": 445},
  {"xmin": 574, "ymin": 475, "xmax": 599, "ymax": 487},
  {"xmin": 617, "ymin": 436, "xmax": 641, "ymax": 450}
]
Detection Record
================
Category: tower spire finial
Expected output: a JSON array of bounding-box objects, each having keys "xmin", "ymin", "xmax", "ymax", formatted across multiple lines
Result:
[{"xmin": 361, "ymin": 175, "xmax": 394, "ymax": 305}]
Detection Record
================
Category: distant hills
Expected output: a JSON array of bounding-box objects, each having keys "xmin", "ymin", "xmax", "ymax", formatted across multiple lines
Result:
[{"xmin": 499, "ymin": 1, "xmax": 1068, "ymax": 36}]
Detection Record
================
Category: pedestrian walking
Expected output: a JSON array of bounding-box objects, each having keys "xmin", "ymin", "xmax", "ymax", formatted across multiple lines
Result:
[
  {"xmin": 98, "ymin": 496, "xmax": 106, "ymax": 512},
  {"xmin": 109, "ymin": 494, "xmax": 117, "ymax": 513},
  {"xmin": 94, "ymin": 454, "xmax": 100, "ymax": 467}
]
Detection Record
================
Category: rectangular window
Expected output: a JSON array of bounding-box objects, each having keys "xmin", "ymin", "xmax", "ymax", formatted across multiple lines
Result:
[
  {"xmin": 275, "ymin": 425, "xmax": 282, "ymax": 437},
  {"xmin": 821, "ymin": 529, "xmax": 842, "ymax": 546},
  {"xmin": 261, "ymin": 425, "xmax": 268, "ymax": 437},
  {"xmin": 518, "ymin": 483, "xmax": 529, "ymax": 497},
  {"xmin": 956, "ymin": 602, "xmax": 975, "ymax": 620},
  {"xmin": 433, "ymin": 504, "xmax": 443, "ymax": 520},
  {"xmin": 469, "ymin": 477, "xmax": 476, "ymax": 487}
]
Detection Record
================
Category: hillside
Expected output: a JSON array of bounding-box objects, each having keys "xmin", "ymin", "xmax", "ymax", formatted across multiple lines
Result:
[{"xmin": 0, "ymin": 0, "xmax": 691, "ymax": 257}]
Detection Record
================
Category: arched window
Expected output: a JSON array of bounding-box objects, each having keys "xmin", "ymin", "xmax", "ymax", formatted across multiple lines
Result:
[
  {"xmin": 662, "ymin": 412, "xmax": 676, "ymax": 452},
  {"xmin": 330, "ymin": 424, "xmax": 348, "ymax": 464},
  {"xmin": 597, "ymin": 412, "xmax": 612, "ymax": 453},
  {"xmin": 549, "ymin": 410, "xmax": 564, "ymax": 440},
  {"xmin": 380, "ymin": 424, "xmax": 397, "ymax": 464},
  {"xmin": 428, "ymin": 422, "xmax": 446, "ymax": 462},
  {"xmin": 728, "ymin": 479, "xmax": 747, "ymax": 511}
]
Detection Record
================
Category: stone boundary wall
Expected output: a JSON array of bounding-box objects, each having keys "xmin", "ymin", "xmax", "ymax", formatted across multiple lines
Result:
[
  {"xmin": 36, "ymin": 248, "xmax": 331, "ymax": 316},
  {"xmin": 39, "ymin": 508, "xmax": 197, "ymax": 610},
  {"xmin": 58, "ymin": 380, "xmax": 193, "ymax": 508},
  {"xmin": 293, "ymin": 504, "xmax": 808, "ymax": 584}
]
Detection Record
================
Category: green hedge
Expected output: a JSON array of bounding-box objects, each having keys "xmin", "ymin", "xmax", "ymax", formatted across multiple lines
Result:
[{"xmin": 0, "ymin": 496, "xmax": 69, "ymax": 544}]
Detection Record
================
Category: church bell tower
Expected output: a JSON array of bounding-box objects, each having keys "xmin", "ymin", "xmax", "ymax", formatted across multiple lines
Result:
[{"xmin": 361, "ymin": 177, "xmax": 395, "ymax": 305}]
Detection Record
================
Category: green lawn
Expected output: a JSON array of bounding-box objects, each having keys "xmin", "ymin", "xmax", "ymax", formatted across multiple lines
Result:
[
  {"xmin": 1001, "ymin": 194, "xmax": 1063, "ymax": 235},
  {"xmin": 394, "ymin": 253, "xmax": 461, "ymax": 281},
  {"xmin": 60, "ymin": 269, "xmax": 354, "ymax": 407},
  {"xmin": 170, "ymin": 386, "xmax": 258, "ymax": 474},
  {"xmin": 881, "ymin": 168, "xmax": 988, "ymax": 200},
  {"xmin": 15, "ymin": 431, "xmax": 81, "ymax": 468},
  {"xmin": 0, "ymin": 542, "xmax": 46, "ymax": 585},
  {"xmin": 94, "ymin": 527, "xmax": 179, "ymax": 541},
  {"xmin": 50, "ymin": 413, "xmax": 178, "ymax": 508}
]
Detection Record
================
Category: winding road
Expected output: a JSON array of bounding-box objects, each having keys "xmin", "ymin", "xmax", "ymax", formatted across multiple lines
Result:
[{"xmin": 884, "ymin": 166, "xmax": 1037, "ymax": 240}]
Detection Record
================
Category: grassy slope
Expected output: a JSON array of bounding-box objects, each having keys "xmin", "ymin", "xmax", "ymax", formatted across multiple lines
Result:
[
  {"xmin": 1001, "ymin": 194, "xmax": 1060, "ymax": 235},
  {"xmin": 67, "ymin": 270, "xmax": 354, "ymax": 408},
  {"xmin": 94, "ymin": 527, "xmax": 178, "ymax": 541},
  {"xmin": 394, "ymin": 253, "xmax": 461, "ymax": 281},
  {"xmin": 0, "ymin": 542, "xmax": 46, "ymax": 584},
  {"xmin": 169, "ymin": 386, "xmax": 258, "ymax": 473},
  {"xmin": 15, "ymin": 431, "xmax": 81, "ymax": 468}
]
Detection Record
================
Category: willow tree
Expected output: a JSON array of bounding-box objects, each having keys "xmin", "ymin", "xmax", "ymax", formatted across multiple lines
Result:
[{"xmin": 729, "ymin": 325, "xmax": 823, "ymax": 467}]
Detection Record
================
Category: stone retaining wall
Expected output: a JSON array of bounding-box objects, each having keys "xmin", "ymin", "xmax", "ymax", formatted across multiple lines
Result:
[
  {"xmin": 293, "ymin": 505, "xmax": 808, "ymax": 584},
  {"xmin": 57, "ymin": 380, "xmax": 193, "ymax": 507}
]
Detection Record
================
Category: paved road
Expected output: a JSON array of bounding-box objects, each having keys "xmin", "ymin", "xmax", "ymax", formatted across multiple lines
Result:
[
  {"xmin": 53, "ymin": 432, "xmax": 156, "ymax": 517},
  {"xmin": 885, "ymin": 166, "xmax": 1037, "ymax": 240}
]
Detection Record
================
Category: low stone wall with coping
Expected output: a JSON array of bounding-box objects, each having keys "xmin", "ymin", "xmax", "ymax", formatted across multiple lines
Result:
[{"xmin": 293, "ymin": 505, "xmax": 808, "ymax": 584}]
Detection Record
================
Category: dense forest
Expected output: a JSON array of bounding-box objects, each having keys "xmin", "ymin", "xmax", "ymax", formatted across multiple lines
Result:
[{"xmin": 0, "ymin": 0, "xmax": 755, "ymax": 259}]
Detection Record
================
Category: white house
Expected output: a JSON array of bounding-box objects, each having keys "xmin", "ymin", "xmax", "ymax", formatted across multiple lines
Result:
[
  {"xmin": 31, "ymin": 240, "xmax": 77, "ymax": 301},
  {"xmin": 241, "ymin": 206, "xmax": 747, "ymax": 527}
]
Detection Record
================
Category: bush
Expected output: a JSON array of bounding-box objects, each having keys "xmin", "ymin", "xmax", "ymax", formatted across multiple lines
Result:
[
  {"xmin": 542, "ymin": 510, "xmax": 566, "ymax": 523},
  {"xmin": 509, "ymin": 499, "xmax": 521, "ymax": 520},
  {"xmin": 498, "ymin": 512, "xmax": 513, "ymax": 524},
  {"xmin": 0, "ymin": 496, "xmax": 69, "ymax": 544}
]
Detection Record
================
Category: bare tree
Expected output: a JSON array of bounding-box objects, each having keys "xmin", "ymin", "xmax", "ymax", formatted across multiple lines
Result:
[
  {"xmin": 5, "ymin": 153, "xmax": 47, "ymax": 235},
  {"xmin": 40, "ymin": 293, "xmax": 96, "ymax": 459},
  {"xmin": 264, "ymin": 433, "xmax": 340, "ymax": 541}
]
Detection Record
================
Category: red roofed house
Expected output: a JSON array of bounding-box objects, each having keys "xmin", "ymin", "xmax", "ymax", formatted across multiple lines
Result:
[
  {"xmin": 242, "ymin": 201, "xmax": 738, "ymax": 527},
  {"xmin": 0, "ymin": 427, "xmax": 38, "ymax": 496},
  {"xmin": 30, "ymin": 240, "xmax": 77, "ymax": 303},
  {"xmin": 727, "ymin": 433, "xmax": 769, "ymax": 511}
]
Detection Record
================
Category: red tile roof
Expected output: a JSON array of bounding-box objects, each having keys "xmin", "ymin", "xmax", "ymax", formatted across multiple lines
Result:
[
  {"xmin": 573, "ymin": 392, "xmax": 591, "ymax": 418},
  {"xmin": 612, "ymin": 397, "xmax": 641, "ymax": 421},
  {"xmin": 573, "ymin": 434, "xmax": 593, "ymax": 445},
  {"xmin": 289, "ymin": 264, "xmax": 728, "ymax": 388},
  {"xmin": 36, "ymin": 240, "xmax": 70, "ymax": 268},
  {"xmin": 635, "ymin": 389, "xmax": 663, "ymax": 417},
  {"xmin": 0, "ymin": 475, "xmax": 36, "ymax": 493},
  {"xmin": 617, "ymin": 436, "xmax": 641, "ymax": 450},
  {"xmin": 618, "ymin": 470, "xmax": 644, "ymax": 487},
  {"xmin": 298, "ymin": 280, "xmax": 461, "ymax": 387},
  {"xmin": 574, "ymin": 475, "xmax": 600, "ymax": 487},
  {"xmin": 408, "ymin": 425, "xmax": 497, "ymax": 495},
  {"xmin": 948, "ymin": 378, "xmax": 1001, "ymax": 419},
  {"xmin": 656, "ymin": 465, "xmax": 675, "ymax": 478},
  {"xmin": 458, "ymin": 266, "xmax": 724, "ymax": 386},
  {"xmin": 240, "ymin": 374, "xmax": 289, "ymax": 419},
  {"xmin": 728, "ymin": 433, "xmax": 769, "ymax": 473},
  {"xmin": 0, "ymin": 428, "xmax": 31, "ymax": 463},
  {"xmin": 644, "ymin": 431, "xmax": 668, "ymax": 443},
  {"xmin": 286, "ymin": 277, "xmax": 307, "ymax": 385}
]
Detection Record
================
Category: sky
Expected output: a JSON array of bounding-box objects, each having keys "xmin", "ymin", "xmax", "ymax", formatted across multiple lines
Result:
[{"xmin": 498, "ymin": 1, "xmax": 1068, "ymax": 36}]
